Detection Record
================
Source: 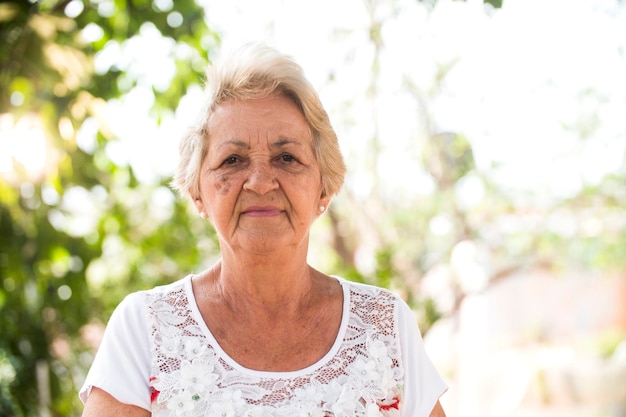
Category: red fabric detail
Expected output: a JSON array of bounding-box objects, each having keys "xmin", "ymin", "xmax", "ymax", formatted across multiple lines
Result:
[
  {"xmin": 149, "ymin": 376, "xmax": 160, "ymax": 403},
  {"xmin": 379, "ymin": 396, "xmax": 400, "ymax": 411}
]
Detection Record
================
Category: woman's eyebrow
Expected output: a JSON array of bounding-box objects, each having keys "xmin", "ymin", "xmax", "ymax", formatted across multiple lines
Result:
[
  {"xmin": 271, "ymin": 137, "xmax": 305, "ymax": 149},
  {"xmin": 216, "ymin": 139, "xmax": 250, "ymax": 150}
]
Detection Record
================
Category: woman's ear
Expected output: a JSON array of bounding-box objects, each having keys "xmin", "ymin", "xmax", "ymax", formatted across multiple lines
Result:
[
  {"xmin": 318, "ymin": 191, "xmax": 332, "ymax": 214},
  {"xmin": 194, "ymin": 198, "xmax": 208, "ymax": 219}
]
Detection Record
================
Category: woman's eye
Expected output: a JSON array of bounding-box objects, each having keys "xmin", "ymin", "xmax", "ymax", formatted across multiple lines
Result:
[
  {"xmin": 280, "ymin": 154, "xmax": 297, "ymax": 163},
  {"xmin": 223, "ymin": 156, "xmax": 239, "ymax": 165}
]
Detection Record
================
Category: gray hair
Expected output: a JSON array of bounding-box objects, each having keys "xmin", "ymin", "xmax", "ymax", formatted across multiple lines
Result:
[{"xmin": 171, "ymin": 44, "xmax": 346, "ymax": 201}]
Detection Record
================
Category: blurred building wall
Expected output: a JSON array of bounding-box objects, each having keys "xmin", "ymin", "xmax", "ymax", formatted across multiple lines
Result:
[{"xmin": 429, "ymin": 270, "xmax": 626, "ymax": 417}]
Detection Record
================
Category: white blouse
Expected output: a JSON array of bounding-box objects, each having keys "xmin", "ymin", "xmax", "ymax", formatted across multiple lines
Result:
[{"xmin": 80, "ymin": 276, "xmax": 447, "ymax": 417}]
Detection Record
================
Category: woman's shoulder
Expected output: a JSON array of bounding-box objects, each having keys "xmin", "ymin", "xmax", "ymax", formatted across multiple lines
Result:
[
  {"xmin": 336, "ymin": 276, "xmax": 404, "ymax": 303},
  {"xmin": 116, "ymin": 275, "xmax": 193, "ymax": 310},
  {"xmin": 145, "ymin": 274, "xmax": 191, "ymax": 296}
]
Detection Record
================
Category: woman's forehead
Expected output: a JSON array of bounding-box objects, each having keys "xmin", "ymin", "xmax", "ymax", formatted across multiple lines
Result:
[{"xmin": 207, "ymin": 96, "xmax": 312, "ymax": 146}]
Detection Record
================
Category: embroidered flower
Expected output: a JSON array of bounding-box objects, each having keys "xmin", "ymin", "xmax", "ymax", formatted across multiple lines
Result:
[
  {"xmin": 166, "ymin": 390, "xmax": 196, "ymax": 416},
  {"xmin": 294, "ymin": 384, "xmax": 324, "ymax": 407},
  {"xmin": 160, "ymin": 335, "xmax": 181, "ymax": 358},
  {"xmin": 368, "ymin": 338, "xmax": 398, "ymax": 391},
  {"xmin": 211, "ymin": 390, "xmax": 246, "ymax": 417},
  {"xmin": 368, "ymin": 338, "xmax": 393, "ymax": 372},
  {"xmin": 375, "ymin": 335, "xmax": 402, "ymax": 367},
  {"xmin": 323, "ymin": 382, "xmax": 364, "ymax": 417},
  {"xmin": 180, "ymin": 360, "xmax": 218, "ymax": 393},
  {"xmin": 350, "ymin": 357, "xmax": 381, "ymax": 383},
  {"xmin": 179, "ymin": 358, "xmax": 219, "ymax": 395},
  {"xmin": 368, "ymin": 339, "xmax": 388, "ymax": 359},
  {"xmin": 320, "ymin": 377, "xmax": 346, "ymax": 405},
  {"xmin": 183, "ymin": 339, "xmax": 208, "ymax": 359}
]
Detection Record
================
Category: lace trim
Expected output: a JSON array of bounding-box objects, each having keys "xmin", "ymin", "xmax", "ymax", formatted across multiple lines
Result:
[{"xmin": 147, "ymin": 278, "xmax": 404, "ymax": 417}]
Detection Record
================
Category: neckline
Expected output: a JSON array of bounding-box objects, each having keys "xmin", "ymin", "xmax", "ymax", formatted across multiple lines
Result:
[{"xmin": 183, "ymin": 275, "xmax": 351, "ymax": 378}]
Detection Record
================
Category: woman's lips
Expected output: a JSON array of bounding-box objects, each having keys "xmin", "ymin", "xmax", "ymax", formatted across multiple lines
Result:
[{"xmin": 242, "ymin": 206, "xmax": 283, "ymax": 217}]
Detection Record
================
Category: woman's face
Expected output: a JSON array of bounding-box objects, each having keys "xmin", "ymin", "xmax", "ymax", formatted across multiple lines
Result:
[{"xmin": 194, "ymin": 95, "xmax": 330, "ymax": 255}]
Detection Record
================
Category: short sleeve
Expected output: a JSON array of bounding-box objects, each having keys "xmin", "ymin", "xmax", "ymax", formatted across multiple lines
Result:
[
  {"xmin": 397, "ymin": 299, "xmax": 448, "ymax": 417},
  {"xmin": 79, "ymin": 292, "xmax": 152, "ymax": 411}
]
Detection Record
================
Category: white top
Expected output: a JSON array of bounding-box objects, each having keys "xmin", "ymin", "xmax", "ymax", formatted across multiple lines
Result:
[{"xmin": 80, "ymin": 276, "xmax": 447, "ymax": 417}]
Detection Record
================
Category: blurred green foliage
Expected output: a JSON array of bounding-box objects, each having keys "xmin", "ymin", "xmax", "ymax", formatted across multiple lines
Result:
[{"xmin": 1, "ymin": 0, "xmax": 218, "ymax": 415}]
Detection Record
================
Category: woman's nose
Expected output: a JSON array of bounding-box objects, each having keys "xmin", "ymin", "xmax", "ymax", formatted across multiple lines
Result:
[{"xmin": 242, "ymin": 162, "xmax": 278, "ymax": 194}]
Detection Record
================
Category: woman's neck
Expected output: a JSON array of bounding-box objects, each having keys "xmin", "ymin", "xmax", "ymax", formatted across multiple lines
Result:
[{"xmin": 203, "ymin": 250, "xmax": 320, "ymax": 314}]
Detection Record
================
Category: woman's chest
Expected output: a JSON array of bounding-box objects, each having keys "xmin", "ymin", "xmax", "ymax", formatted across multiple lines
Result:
[
  {"xmin": 146, "ymin": 284, "xmax": 404, "ymax": 416},
  {"xmin": 201, "ymin": 302, "xmax": 343, "ymax": 372}
]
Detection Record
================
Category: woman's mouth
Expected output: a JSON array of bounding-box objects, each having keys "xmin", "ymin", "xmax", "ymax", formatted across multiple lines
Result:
[{"xmin": 242, "ymin": 206, "xmax": 283, "ymax": 217}]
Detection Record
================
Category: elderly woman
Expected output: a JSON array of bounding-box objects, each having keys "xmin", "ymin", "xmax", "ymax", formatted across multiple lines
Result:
[{"xmin": 80, "ymin": 44, "xmax": 447, "ymax": 417}]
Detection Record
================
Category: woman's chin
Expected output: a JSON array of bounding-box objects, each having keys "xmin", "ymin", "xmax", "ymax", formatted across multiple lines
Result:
[{"xmin": 235, "ymin": 232, "xmax": 296, "ymax": 254}]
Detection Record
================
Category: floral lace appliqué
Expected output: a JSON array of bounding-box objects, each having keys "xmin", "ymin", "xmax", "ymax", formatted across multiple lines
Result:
[{"xmin": 146, "ymin": 280, "xmax": 404, "ymax": 417}]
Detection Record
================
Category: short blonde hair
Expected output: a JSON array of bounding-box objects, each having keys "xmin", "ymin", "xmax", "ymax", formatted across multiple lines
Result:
[{"xmin": 171, "ymin": 44, "xmax": 346, "ymax": 201}]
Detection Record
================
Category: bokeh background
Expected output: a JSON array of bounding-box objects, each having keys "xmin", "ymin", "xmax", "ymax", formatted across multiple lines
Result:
[{"xmin": 1, "ymin": 0, "xmax": 625, "ymax": 416}]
